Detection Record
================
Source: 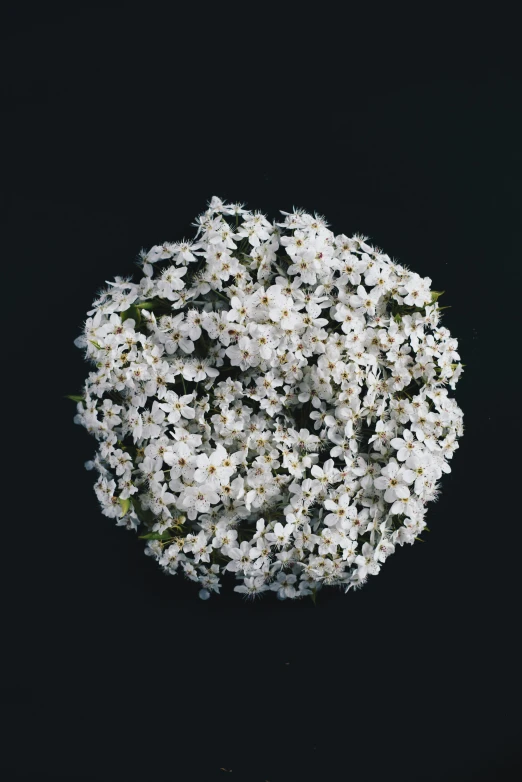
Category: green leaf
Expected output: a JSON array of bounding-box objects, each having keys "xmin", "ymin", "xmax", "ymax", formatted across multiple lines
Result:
[
  {"xmin": 431, "ymin": 290, "xmax": 445, "ymax": 302},
  {"xmin": 121, "ymin": 304, "xmax": 141, "ymax": 324},
  {"xmin": 64, "ymin": 394, "xmax": 84, "ymax": 402},
  {"xmin": 136, "ymin": 301, "xmax": 158, "ymax": 310},
  {"xmin": 138, "ymin": 531, "xmax": 173, "ymax": 541},
  {"xmin": 118, "ymin": 497, "xmax": 131, "ymax": 517},
  {"xmin": 89, "ymin": 340, "xmax": 103, "ymax": 350}
]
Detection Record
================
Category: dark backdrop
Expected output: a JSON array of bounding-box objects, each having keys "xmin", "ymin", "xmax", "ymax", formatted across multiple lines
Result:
[{"xmin": 1, "ymin": 7, "xmax": 520, "ymax": 782}]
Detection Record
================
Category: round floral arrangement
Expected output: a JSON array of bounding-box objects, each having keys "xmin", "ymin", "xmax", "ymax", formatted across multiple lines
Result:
[{"xmin": 71, "ymin": 196, "xmax": 464, "ymax": 601}]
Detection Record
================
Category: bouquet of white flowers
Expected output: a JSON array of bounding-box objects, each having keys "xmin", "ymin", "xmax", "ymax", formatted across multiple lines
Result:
[{"xmin": 71, "ymin": 196, "xmax": 464, "ymax": 600}]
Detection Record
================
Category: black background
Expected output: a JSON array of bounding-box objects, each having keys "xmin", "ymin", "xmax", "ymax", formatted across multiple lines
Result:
[{"xmin": 1, "ymin": 6, "xmax": 520, "ymax": 781}]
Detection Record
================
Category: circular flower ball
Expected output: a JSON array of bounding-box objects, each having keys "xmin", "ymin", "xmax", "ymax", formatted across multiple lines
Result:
[{"xmin": 72, "ymin": 196, "xmax": 464, "ymax": 601}]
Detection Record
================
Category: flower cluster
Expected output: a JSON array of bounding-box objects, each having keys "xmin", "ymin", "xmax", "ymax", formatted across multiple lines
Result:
[{"xmin": 72, "ymin": 196, "xmax": 464, "ymax": 600}]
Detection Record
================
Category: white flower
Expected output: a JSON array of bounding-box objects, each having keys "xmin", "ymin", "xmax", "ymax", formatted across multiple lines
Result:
[
  {"xmin": 265, "ymin": 522, "xmax": 293, "ymax": 549},
  {"xmin": 234, "ymin": 575, "xmax": 269, "ymax": 598},
  {"xmin": 374, "ymin": 459, "xmax": 415, "ymax": 503},
  {"xmin": 354, "ymin": 542, "xmax": 381, "ymax": 579},
  {"xmin": 270, "ymin": 572, "xmax": 297, "ymax": 599},
  {"xmin": 403, "ymin": 274, "xmax": 432, "ymax": 307},
  {"xmin": 390, "ymin": 428, "xmax": 420, "ymax": 461},
  {"xmin": 149, "ymin": 483, "xmax": 176, "ymax": 517},
  {"xmin": 109, "ymin": 449, "xmax": 132, "ymax": 476},
  {"xmin": 190, "ymin": 531, "xmax": 213, "ymax": 564},
  {"xmin": 323, "ymin": 493, "xmax": 355, "ymax": 527},
  {"xmin": 225, "ymin": 541, "xmax": 255, "ymax": 574},
  {"xmin": 194, "ymin": 444, "xmax": 235, "ymax": 487},
  {"xmin": 158, "ymin": 391, "xmax": 195, "ymax": 424},
  {"xmin": 310, "ymin": 459, "xmax": 339, "ymax": 486},
  {"xmin": 181, "ymin": 485, "xmax": 221, "ymax": 519},
  {"xmin": 340, "ymin": 538, "xmax": 358, "ymax": 563},
  {"xmin": 73, "ymin": 196, "xmax": 464, "ymax": 600}
]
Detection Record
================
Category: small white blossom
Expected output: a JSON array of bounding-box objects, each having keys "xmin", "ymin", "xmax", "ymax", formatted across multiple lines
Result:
[{"xmin": 72, "ymin": 196, "xmax": 464, "ymax": 600}]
